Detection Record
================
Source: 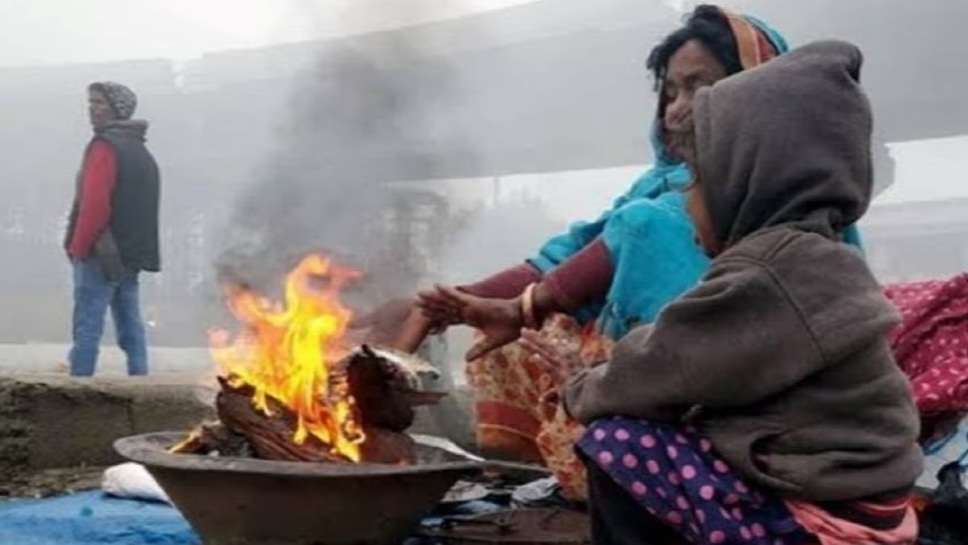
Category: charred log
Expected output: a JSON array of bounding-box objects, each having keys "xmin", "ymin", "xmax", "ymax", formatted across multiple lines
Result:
[
  {"xmin": 346, "ymin": 344, "xmax": 447, "ymax": 431},
  {"xmin": 169, "ymin": 422, "xmax": 250, "ymax": 457},
  {"xmin": 347, "ymin": 347, "xmax": 415, "ymax": 432}
]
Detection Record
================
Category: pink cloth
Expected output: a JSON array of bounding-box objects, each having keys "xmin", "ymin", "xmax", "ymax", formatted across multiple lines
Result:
[
  {"xmin": 885, "ymin": 274, "xmax": 968, "ymax": 422},
  {"xmin": 785, "ymin": 500, "xmax": 917, "ymax": 545}
]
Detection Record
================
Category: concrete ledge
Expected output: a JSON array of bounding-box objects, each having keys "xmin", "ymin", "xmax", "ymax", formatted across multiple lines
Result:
[{"xmin": 0, "ymin": 373, "xmax": 215, "ymax": 478}]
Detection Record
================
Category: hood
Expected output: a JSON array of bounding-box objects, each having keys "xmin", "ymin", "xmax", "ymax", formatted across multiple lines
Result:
[
  {"xmin": 89, "ymin": 81, "xmax": 138, "ymax": 120},
  {"xmin": 96, "ymin": 119, "xmax": 149, "ymax": 142},
  {"xmin": 692, "ymin": 40, "xmax": 872, "ymax": 247}
]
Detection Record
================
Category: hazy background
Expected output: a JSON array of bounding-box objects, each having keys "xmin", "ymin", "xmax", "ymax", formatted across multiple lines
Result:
[{"xmin": 0, "ymin": 0, "xmax": 965, "ymax": 352}]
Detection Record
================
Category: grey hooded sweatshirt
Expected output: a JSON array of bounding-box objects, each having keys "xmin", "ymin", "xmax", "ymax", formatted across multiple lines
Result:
[{"xmin": 564, "ymin": 41, "xmax": 922, "ymax": 502}]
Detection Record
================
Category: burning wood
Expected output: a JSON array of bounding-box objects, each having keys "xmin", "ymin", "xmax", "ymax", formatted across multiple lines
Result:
[
  {"xmin": 216, "ymin": 378, "xmax": 351, "ymax": 463},
  {"xmin": 171, "ymin": 254, "xmax": 443, "ymax": 466}
]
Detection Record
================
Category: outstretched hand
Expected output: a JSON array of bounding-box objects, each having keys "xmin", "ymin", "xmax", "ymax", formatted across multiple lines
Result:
[
  {"xmin": 518, "ymin": 328, "xmax": 584, "ymax": 380},
  {"xmin": 347, "ymin": 298, "xmax": 448, "ymax": 353},
  {"xmin": 417, "ymin": 285, "xmax": 524, "ymax": 361},
  {"xmin": 416, "ymin": 286, "xmax": 464, "ymax": 327}
]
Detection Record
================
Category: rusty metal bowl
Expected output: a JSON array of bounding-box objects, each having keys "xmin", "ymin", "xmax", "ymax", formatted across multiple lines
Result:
[{"xmin": 115, "ymin": 432, "xmax": 483, "ymax": 545}]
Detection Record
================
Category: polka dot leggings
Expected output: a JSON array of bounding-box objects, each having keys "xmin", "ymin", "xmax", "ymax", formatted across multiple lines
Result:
[{"xmin": 577, "ymin": 418, "xmax": 814, "ymax": 545}]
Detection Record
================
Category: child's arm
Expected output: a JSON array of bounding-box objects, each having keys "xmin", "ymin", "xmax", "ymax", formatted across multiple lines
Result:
[{"xmin": 563, "ymin": 257, "xmax": 824, "ymax": 424}]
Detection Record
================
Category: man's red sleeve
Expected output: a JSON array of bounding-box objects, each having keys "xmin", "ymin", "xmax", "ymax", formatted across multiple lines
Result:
[{"xmin": 68, "ymin": 141, "xmax": 117, "ymax": 258}]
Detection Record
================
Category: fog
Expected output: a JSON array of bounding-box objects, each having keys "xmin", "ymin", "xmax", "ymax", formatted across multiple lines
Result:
[{"xmin": 0, "ymin": 0, "xmax": 966, "ymax": 347}]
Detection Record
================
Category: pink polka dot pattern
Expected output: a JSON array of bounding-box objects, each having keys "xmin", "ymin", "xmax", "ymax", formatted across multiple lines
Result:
[
  {"xmin": 578, "ymin": 419, "xmax": 811, "ymax": 545},
  {"xmin": 622, "ymin": 453, "xmax": 638, "ymax": 469},
  {"xmin": 597, "ymin": 451, "xmax": 613, "ymax": 465},
  {"xmin": 885, "ymin": 274, "xmax": 968, "ymax": 419}
]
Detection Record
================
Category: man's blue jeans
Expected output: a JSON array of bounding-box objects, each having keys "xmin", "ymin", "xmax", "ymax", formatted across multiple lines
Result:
[{"xmin": 68, "ymin": 259, "xmax": 148, "ymax": 376}]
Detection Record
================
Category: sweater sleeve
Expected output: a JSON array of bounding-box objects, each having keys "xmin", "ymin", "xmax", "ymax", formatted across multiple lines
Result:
[
  {"xmin": 542, "ymin": 237, "xmax": 614, "ymax": 312},
  {"xmin": 68, "ymin": 141, "xmax": 117, "ymax": 259},
  {"xmin": 563, "ymin": 257, "xmax": 824, "ymax": 424},
  {"xmin": 459, "ymin": 238, "xmax": 614, "ymax": 310},
  {"xmin": 458, "ymin": 263, "xmax": 543, "ymax": 298}
]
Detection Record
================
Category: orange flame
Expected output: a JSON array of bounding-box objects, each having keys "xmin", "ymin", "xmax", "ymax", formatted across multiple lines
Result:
[{"xmin": 208, "ymin": 254, "xmax": 366, "ymax": 462}]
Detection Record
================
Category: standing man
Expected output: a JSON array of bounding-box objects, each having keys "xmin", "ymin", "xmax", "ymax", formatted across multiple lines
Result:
[{"xmin": 64, "ymin": 82, "xmax": 160, "ymax": 376}]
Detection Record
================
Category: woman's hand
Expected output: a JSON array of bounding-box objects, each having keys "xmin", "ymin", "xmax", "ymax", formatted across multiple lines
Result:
[
  {"xmin": 415, "ymin": 286, "xmax": 464, "ymax": 327},
  {"xmin": 348, "ymin": 298, "xmax": 413, "ymax": 344},
  {"xmin": 348, "ymin": 298, "xmax": 448, "ymax": 353},
  {"xmin": 518, "ymin": 328, "xmax": 584, "ymax": 379},
  {"xmin": 417, "ymin": 285, "xmax": 524, "ymax": 361}
]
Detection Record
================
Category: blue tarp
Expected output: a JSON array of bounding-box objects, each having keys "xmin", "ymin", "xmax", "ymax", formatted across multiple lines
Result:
[
  {"xmin": 0, "ymin": 491, "xmax": 199, "ymax": 545},
  {"xmin": 920, "ymin": 418, "xmax": 968, "ymax": 489}
]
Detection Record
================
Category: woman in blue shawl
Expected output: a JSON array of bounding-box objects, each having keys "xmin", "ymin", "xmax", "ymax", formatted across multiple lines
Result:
[{"xmin": 416, "ymin": 6, "xmax": 806, "ymax": 347}]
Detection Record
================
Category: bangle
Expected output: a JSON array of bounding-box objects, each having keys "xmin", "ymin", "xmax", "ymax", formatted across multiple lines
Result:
[{"xmin": 521, "ymin": 283, "xmax": 538, "ymax": 329}]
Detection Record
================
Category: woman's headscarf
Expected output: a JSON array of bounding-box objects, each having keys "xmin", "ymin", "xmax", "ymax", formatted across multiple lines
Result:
[
  {"xmin": 648, "ymin": 7, "xmax": 790, "ymax": 193},
  {"xmin": 722, "ymin": 10, "xmax": 788, "ymax": 70}
]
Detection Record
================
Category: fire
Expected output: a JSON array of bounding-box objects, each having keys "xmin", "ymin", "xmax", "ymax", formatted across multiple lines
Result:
[{"xmin": 208, "ymin": 254, "xmax": 366, "ymax": 462}]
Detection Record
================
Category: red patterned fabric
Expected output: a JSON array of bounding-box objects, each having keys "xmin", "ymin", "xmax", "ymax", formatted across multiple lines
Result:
[
  {"xmin": 885, "ymin": 274, "xmax": 968, "ymax": 430},
  {"xmin": 466, "ymin": 314, "xmax": 612, "ymax": 499}
]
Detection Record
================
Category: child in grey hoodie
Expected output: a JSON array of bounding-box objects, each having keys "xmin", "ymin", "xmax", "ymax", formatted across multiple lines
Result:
[{"xmin": 564, "ymin": 41, "xmax": 922, "ymax": 545}]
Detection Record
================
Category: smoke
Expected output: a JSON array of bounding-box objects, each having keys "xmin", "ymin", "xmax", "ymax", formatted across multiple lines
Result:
[
  {"xmin": 214, "ymin": 30, "xmax": 468, "ymax": 308},
  {"xmin": 435, "ymin": 194, "xmax": 564, "ymax": 285}
]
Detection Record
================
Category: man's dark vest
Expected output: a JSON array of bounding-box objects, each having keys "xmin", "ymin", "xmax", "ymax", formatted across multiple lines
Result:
[{"xmin": 97, "ymin": 132, "xmax": 161, "ymax": 272}]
